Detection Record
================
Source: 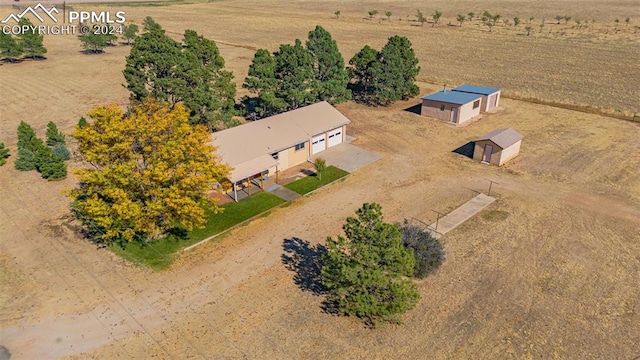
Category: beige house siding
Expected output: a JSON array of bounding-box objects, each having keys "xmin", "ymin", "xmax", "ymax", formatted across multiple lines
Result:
[
  {"xmin": 421, "ymin": 99, "xmax": 480, "ymax": 124},
  {"xmin": 498, "ymin": 140, "xmax": 521, "ymax": 165},
  {"xmin": 421, "ymin": 99, "xmax": 452, "ymax": 121},
  {"xmin": 457, "ymin": 100, "xmax": 481, "ymax": 125},
  {"xmin": 479, "ymin": 91, "xmax": 501, "ymax": 112},
  {"xmin": 473, "ymin": 139, "xmax": 521, "ymax": 166}
]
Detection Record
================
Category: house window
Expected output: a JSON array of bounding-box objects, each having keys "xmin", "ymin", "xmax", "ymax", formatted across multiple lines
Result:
[
  {"xmin": 294, "ymin": 142, "xmax": 305, "ymax": 151},
  {"xmin": 473, "ymin": 100, "xmax": 480, "ymax": 109},
  {"xmin": 440, "ymin": 104, "xmax": 445, "ymax": 111},
  {"xmin": 271, "ymin": 152, "xmax": 279, "ymax": 160}
]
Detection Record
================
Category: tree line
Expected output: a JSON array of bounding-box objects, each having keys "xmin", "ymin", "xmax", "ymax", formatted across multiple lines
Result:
[{"xmin": 0, "ymin": 18, "xmax": 47, "ymax": 61}]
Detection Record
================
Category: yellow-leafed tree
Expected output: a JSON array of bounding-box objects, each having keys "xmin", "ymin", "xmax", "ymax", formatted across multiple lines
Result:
[{"xmin": 70, "ymin": 99, "xmax": 229, "ymax": 244}]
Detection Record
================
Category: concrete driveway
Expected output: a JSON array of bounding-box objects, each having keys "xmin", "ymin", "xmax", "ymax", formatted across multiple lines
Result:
[{"xmin": 310, "ymin": 143, "xmax": 382, "ymax": 173}]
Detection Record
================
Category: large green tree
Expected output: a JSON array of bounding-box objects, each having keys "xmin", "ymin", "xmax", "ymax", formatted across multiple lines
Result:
[
  {"xmin": 305, "ymin": 25, "xmax": 351, "ymax": 104},
  {"xmin": 243, "ymin": 26, "xmax": 351, "ymax": 118},
  {"xmin": 70, "ymin": 99, "xmax": 229, "ymax": 245},
  {"xmin": 0, "ymin": 31, "xmax": 23, "ymax": 61},
  {"xmin": 123, "ymin": 18, "xmax": 237, "ymax": 130},
  {"xmin": 348, "ymin": 45, "xmax": 379, "ymax": 103},
  {"xmin": 321, "ymin": 203, "xmax": 420, "ymax": 326},
  {"xmin": 368, "ymin": 35, "xmax": 420, "ymax": 105},
  {"xmin": 16, "ymin": 18, "xmax": 47, "ymax": 59}
]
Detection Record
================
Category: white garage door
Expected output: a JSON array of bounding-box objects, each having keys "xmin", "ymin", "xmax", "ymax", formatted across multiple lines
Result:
[
  {"xmin": 327, "ymin": 128, "xmax": 343, "ymax": 148},
  {"xmin": 311, "ymin": 135, "xmax": 326, "ymax": 154}
]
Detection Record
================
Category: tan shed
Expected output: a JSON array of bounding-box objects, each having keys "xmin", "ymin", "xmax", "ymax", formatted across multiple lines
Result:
[
  {"xmin": 420, "ymin": 89, "xmax": 482, "ymax": 125},
  {"xmin": 473, "ymin": 128, "xmax": 523, "ymax": 166},
  {"xmin": 452, "ymin": 85, "xmax": 501, "ymax": 112}
]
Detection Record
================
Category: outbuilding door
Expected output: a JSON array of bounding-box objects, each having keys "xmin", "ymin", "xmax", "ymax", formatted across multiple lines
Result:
[
  {"xmin": 483, "ymin": 144, "xmax": 493, "ymax": 162},
  {"xmin": 311, "ymin": 135, "xmax": 326, "ymax": 154},
  {"xmin": 327, "ymin": 128, "xmax": 343, "ymax": 148},
  {"xmin": 450, "ymin": 107, "xmax": 458, "ymax": 123},
  {"xmin": 489, "ymin": 94, "xmax": 498, "ymax": 109}
]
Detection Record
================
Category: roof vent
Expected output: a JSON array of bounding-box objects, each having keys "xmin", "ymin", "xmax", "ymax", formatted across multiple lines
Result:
[
  {"xmin": 443, "ymin": 84, "xmax": 447, "ymax": 93},
  {"xmin": 267, "ymin": 125, "xmax": 271, "ymax": 129}
]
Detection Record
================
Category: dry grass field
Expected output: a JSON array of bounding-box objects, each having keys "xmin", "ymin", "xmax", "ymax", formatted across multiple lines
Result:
[{"xmin": 0, "ymin": 0, "xmax": 639, "ymax": 359}]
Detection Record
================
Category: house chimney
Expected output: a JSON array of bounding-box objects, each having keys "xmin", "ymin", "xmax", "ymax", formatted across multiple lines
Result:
[{"xmin": 443, "ymin": 84, "xmax": 447, "ymax": 93}]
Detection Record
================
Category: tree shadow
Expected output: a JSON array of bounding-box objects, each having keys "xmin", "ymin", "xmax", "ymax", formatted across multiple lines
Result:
[
  {"xmin": 452, "ymin": 141, "xmax": 475, "ymax": 159},
  {"xmin": 282, "ymin": 237, "xmax": 326, "ymax": 295},
  {"xmin": 403, "ymin": 103, "xmax": 422, "ymax": 115}
]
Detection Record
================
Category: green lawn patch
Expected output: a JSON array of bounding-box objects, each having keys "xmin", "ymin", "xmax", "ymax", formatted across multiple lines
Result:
[
  {"xmin": 109, "ymin": 192, "xmax": 285, "ymax": 270},
  {"xmin": 284, "ymin": 165, "xmax": 349, "ymax": 195}
]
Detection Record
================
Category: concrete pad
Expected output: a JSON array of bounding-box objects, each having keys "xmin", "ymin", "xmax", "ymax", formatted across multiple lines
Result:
[
  {"xmin": 266, "ymin": 184, "xmax": 301, "ymax": 201},
  {"xmin": 310, "ymin": 143, "xmax": 382, "ymax": 173},
  {"xmin": 427, "ymin": 193, "xmax": 495, "ymax": 238}
]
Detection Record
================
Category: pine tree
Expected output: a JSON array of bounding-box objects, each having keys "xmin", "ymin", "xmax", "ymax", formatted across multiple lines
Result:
[
  {"xmin": 243, "ymin": 49, "xmax": 287, "ymax": 118},
  {"xmin": 272, "ymin": 39, "xmax": 316, "ymax": 111},
  {"xmin": 15, "ymin": 121, "xmax": 43, "ymax": 171},
  {"xmin": 52, "ymin": 143, "xmax": 70, "ymax": 161},
  {"xmin": 0, "ymin": 143, "xmax": 9, "ymax": 166},
  {"xmin": 179, "ymin": 30, "xmax": 238, "ymax": 131},
  {"xmin": 35, "ymin": 145, "xmax": 67, "ymax": 180},
  {"xmin": 78, "ymin": 32, "xmax": 110, "ymax": 53},
  {"xmin": 348, "ymin": 45, "xmax": 379, "ymax": 103},
  {"xmin": 46, "ymin": 121, "xmax": 66, "ymax": 146},
  {"xmin": 122, "ymin": 23, "xmax": 139, "ymax": 45},
  {"xmin": 322, "ymin": 203, "xmax": 420, "ymax": 326},
  {"xmin": 369, "ymin": 36, "xmax": 420, "ymax": 105},
  {"xmin": 123, "ymin": 18, "xmax": 237, "ymax": 130},
  {"xmin": 0, "ymin": 31, "xmax": 23, "ymax": 61},
  {"xmin": 16, "ymin": 18, "xmax": 47, "ymax": 59},
  {"xmin": 77, "ymin": 116, "xmax": 88, "ymax": 128},
  {"xmin": 305, "ymin": 25, "xmax": 351, "ymax": 104}
]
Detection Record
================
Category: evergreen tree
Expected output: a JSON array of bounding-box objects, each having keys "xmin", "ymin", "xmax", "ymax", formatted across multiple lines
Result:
[
  {"xmin": 179, "ymin": 30, "xmax": 238, "ymax": 130},
  {"xmin": 243, "ymin": 49, "xmax": 286, "ymax": 118},
  {"xmin": 122, "ymin": 23, "xmax": 139, "ymax": 45},
  {"xmin": 305, "ymin": 25, "xmax": 351, "ymax": 104},
  {"xmin": 15, "ymin": 121, "xmax": 43, "ymax": 171},
  {"xmin": 35, "ymin": 145, "xmax": 66, "ymax": 180},
  {"xmin": 123, "ymin": 18, "xmax": 237, "ymax": 130},
  {"xmin": 0, "ymin": 143, "xmax": 9, "ymax": 166},
  {"xmin": 46, "ymin": 121, "xmax": 66, "ymax": 146},
  {"xmin": 16, "ymin": 18, "xmax": 47, "ymax": 59},
  {"xmin": 123, "ymin": 17, "xmax": 185, "ymax": 104},
  {"xmin": 77, "ymin": 116, "xmax": 88, "ymax": 128},
  {"xmin": 78, "ymin": 32, "xmax": 110, "ymax": 53},
  {"xmin": 52, "ymin": 143, "xmax": 71, "ymax": 161},
  {"xmin": 322, "ymin": 203, "xmax": 420, "ymax": 326},
  {"xmin": 369, "ymin": 36, "xmax": 420, "ymax": 105},
  {"xmin": 348, "ymin": 45, "xmax": 379, "ymax": 103},
  {"xmin": 0, "ymin": 31, "xmax": 23, "ymax": 61},
  {"xmin": 272, "ymin": 39, "xmax": 316, "ymax": 111}
]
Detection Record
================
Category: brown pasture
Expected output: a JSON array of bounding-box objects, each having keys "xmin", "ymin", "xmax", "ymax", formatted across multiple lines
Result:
[{"xmin": 0, "ymin": 1, "xmax": 639, "ymax": 359}]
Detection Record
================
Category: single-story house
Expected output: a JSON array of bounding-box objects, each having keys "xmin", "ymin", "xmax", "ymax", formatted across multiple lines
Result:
[
  {"xmin": 211, "ymin": 101, "xmax": 350, "ymax": 201},
  {"xmin": 473, "ymin": 128, "xmax": 523, "ymax": 166},
  {"xmin": 420, "ymin": 88, "xmax": 483, "ymax": 125},
  {"xmin": 452, "ymin": 84, "xmax": 501, "ymax": 112}
]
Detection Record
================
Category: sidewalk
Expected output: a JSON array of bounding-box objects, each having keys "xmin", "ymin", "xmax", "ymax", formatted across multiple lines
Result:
[{"xmin": 427, "ymin": 193, "xmax": 495, "ymax": 238}]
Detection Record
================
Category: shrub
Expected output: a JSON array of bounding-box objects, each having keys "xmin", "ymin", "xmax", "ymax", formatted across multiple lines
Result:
[
  {"xmin": 0, "ymin": 143, "xmax": 9, "ymax": 166},
  {"xmin": 35, "ymin": 145, "xmax": 67, "ymax": 180},
  {"xmin": 399, "ymin": 221, "xmax": 445, "ymax": 278},
  {"xmin": 52, "ymin": 143, "xmax": 70, "ymax": 160},
  {"xmin": 46, "ymin": 121, "xmax": 66, "ymax": 146}
]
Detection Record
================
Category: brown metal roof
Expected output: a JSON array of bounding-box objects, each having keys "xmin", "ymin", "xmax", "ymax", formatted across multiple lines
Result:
[
  {"xmin": 474, "ymin": 128, "xmax": 523, "ymax": 149},
  {"xmin": 211, "ymin": 101, "xmax": 350, "ymax": 181}
]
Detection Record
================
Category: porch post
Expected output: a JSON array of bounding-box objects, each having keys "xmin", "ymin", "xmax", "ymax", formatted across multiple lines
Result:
[
  {"xmin": 247, "ymin": 177, "xmax": 251, "ymax": 196},
  {"xmin": 233, "ymin": 182, "xmax": 238, "ymax": 202}
]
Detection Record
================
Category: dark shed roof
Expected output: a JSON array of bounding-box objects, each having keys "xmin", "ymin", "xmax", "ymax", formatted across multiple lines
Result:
[{"xmin": 474, "ymin": 128, "xmax": 523, "ymax": 149}]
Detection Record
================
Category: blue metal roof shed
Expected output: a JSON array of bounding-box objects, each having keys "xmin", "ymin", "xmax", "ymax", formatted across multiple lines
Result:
[
  {"xmin": 452, "ymin": 84, "xmax": 500, "ymax": 95},
  {"xmin": 421, "ymin": 90, "xmax": 482, "ymax": 105}
]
